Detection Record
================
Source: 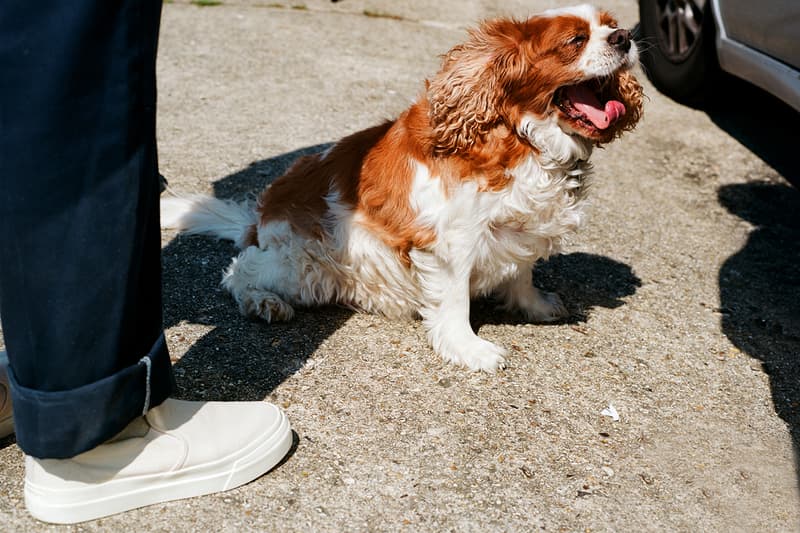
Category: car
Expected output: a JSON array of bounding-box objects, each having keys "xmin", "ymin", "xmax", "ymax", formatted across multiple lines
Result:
[{"xmin": 636, "ymin": 0, "xmax": 800, "ymax": 111}]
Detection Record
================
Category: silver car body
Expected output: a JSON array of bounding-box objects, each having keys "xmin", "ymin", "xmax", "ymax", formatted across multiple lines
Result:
[{"xmin": 712, "ymin": 0, "xmax": 800, "ymax": 111}]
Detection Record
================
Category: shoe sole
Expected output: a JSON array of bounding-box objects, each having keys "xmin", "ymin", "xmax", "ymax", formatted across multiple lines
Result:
[{"xmin": 24, "ymin": 406, "xmax": 292, "ymax": 524}]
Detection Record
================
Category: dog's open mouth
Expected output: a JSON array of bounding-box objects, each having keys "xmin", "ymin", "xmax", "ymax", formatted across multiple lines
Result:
[{"xmin": 555, "ymin": 79, "xmax": 626, "ymax": 136}]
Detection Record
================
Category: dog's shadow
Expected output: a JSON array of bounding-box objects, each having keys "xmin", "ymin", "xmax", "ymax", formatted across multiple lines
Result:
[
  {"xmin": 472, "ymin": 253, "xmax": 641, "ymax": 328},
  {"xmin": 163, "ymin": 144, "xmax": 641, "ymax": 402}
]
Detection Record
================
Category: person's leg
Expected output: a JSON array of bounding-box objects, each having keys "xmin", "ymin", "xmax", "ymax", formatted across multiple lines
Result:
[
  {"xmin": 0, "ymin": 0, "xmax": 172, "ymax": 459},
  {"xmin": 0, "ymin": 2, "xmax": 292, "ymax": 524}
]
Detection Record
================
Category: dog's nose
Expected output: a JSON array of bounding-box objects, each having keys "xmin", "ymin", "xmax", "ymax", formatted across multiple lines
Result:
[{"xmin": 607, "ymin": 29, "xmax": 631, "ymax": 52}]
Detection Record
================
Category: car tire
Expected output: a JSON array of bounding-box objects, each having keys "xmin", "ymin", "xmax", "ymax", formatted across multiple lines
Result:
[{"xmin": 637, "ymin": 0, "xmax": 719, "ymax": 106}]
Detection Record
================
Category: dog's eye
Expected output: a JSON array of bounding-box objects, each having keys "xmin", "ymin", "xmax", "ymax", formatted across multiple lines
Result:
[{"xmin": 568, "ymin": 34, "xmax": 588, "ymax": 46}]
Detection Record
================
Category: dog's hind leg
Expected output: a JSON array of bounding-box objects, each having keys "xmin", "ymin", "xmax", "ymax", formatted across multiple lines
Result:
[{"xmin": 221, "ymin": 245, "xmax": 296, "ymax": 322}]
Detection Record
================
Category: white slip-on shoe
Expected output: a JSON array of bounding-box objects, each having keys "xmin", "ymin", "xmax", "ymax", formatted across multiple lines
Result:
[
  {"xmin": 0, "ymin": 351, "xmax": 13, "ymax": 439},
  {"xmin": 24, "ymin": 398, "xmax": 292, "ymax": 524}
]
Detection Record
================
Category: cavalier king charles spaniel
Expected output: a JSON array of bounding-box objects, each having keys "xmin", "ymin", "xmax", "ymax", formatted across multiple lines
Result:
[{"xmin": 163, "ymin": 4, "xmax": 643, "ymax": 371}]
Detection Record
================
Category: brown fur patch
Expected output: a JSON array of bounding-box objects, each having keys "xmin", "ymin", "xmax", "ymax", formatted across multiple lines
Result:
[
  {"xmin": 428, "ymin": 15, "xmax": 595, "ymax": 155},
  {"xmin": 241, "ymin": 224, "xmax": 258, "ymax": 247},
  {"xmin": 355, "ymin": 104, "xmax": 438, "ymax": 263},
  {"xmin": 256, "ymin": 116, "xmax": 438, "ymax": 264},
  {"xmin": 598, "ymin": 11, "xmax": 619, "ymax": 28},
  {"xmin": 257, "ymin": 121, "xmax": 394, "ymax": 238}
]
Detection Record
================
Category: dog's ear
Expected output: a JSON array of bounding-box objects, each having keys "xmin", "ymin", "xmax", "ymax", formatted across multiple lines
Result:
[
  {"xmin": 427, "ymin": 34, "xmax": 500, "ymax": 155},
  {"xmin": 607, "ymin": 69, "xmax": 644, "ymax": 138}
]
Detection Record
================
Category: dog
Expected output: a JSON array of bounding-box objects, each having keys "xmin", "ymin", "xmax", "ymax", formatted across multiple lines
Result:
[{"xmin": 162, "ymin": 4, "xmax": 643, "ymax": 371}]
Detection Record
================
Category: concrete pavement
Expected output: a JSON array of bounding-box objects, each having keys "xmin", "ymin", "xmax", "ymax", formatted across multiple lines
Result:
[{"xmin": 1, "ymin": 1, "xmax": 799, "ymax": 531}]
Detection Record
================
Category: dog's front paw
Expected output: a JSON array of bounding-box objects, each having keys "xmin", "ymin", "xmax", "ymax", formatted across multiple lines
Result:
[
  {"xmin": 523, "ymin": 289, "xmax": 568, "ymax": 323},
  {"xmin": 439, "ymin": 336, "xmax": 508, "ymax": 372}
]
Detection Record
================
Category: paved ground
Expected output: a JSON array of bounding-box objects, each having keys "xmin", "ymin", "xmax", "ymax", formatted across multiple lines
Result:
[{"xmin": 2, "ymin": 1, "xmax": 799, "ymax": 531}]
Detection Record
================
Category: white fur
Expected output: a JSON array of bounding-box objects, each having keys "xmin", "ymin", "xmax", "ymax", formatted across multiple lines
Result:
[
  {"xmin": 519, "ymin": 114, "xmax": 593, "ymax": 166},
  {"xmin": 162, "ymin": 7, "xmax": 630, "ymax": 372},
  {"xmin": 161, "ymin": 195, "xmax": 256, "ymax": 249},
  {"xmin": 195, "ymin": 186, "xmax": 422, "ymax": 324},
  {"xmin": 542, "ymin": 3, "xmax": 598, "ymax": 20},
  {"xmin": 578, "ymin": 17, "xmax": 639, "ymax": 77}
]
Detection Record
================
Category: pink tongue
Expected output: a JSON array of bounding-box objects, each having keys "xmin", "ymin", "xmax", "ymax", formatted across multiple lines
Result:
[{"xmin": 566, "ymin": 84, "xmax": 626, "ymax": 130}]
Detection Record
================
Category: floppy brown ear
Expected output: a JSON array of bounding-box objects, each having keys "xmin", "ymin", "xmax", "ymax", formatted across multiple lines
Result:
[
  {"xmin": 608, "ymin": 69, "xmax": 644, "ymax": 137},
  {"xmin": 427, "ymin": 39, "xmax": 499, "ymax": 155}
]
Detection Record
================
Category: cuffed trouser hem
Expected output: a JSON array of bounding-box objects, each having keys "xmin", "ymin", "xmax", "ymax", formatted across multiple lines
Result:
[{"xmin": 8, "ymin": 333, "xmax": 174, "ymax": 459}]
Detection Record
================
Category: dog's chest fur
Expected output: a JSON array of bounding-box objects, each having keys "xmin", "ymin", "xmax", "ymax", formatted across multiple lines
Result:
[{"xmin": 427, "ymin": 155, "xmax": 590, "ymax": 290}]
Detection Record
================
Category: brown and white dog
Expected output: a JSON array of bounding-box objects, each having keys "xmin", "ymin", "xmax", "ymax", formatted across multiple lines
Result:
[{"xmin": 162, "ymin": 4, "xmax": 643, "ymax": 371}]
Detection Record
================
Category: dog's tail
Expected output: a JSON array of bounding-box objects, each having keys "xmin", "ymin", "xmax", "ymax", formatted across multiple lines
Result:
[{"xmin": 161, "ymin": 193, "xmax": 257, "ymax": 248}]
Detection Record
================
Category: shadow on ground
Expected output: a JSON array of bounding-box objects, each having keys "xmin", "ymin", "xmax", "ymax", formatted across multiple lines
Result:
[
  {"xmin": 718, "ymin": 182, "xmax": 800, "ymax": 468},
  {"xmin": 472, "ymin": 252, "xmax": 641, "ymax": 328}
]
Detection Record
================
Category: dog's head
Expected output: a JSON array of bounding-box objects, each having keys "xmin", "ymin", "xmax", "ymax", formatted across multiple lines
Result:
[{"xmin": 427, "ymin": 4, "xmax": 643, "ymax": 158}]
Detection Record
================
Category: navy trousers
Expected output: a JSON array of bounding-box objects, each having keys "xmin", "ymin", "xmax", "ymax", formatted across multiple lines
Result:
[{"xmin": 0, "ymin": 0, "xmax": 174, "ymax": 458}]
